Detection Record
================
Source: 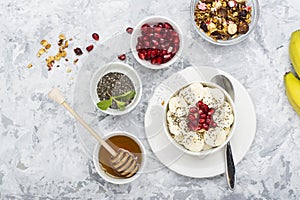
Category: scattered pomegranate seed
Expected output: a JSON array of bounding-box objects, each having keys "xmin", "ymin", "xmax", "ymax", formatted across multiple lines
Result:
[
  {"xmin": 126, "ymin": 27, "xmax": 134, "ymax": 34},
  {"xmin": 74, "ymin": 47, "xmax": 83, "ymax": 56},
  {"xmin": 163, "ymin": 22, "xmax": 173, "ymax": 30},
  {"xmin": 92, "ymin": 33, "xmax": 100, "ymax": 41},
  {"xmin": 208, "ymin": 108, "xmax": 215, "ymax": 115},
  {"xmin": 118, "ymin": 54, "xmax": 126, "ymax": 60},
  {"xmin": 86, "ymin": 44, "xmax": 94, "ymax": 52}
]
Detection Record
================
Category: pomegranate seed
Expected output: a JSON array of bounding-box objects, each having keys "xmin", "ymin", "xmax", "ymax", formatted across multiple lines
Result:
[
  {"xmin": 126, "ymin": 27, "xmax": 134, "ymax": 34},
  {"xmin": 173, "ymin": 36, "xmax": 180, "ymax": 44},
  {"xmin": 86, "ymin": 44, "xmax": 94, "ymax": 52},
  {"xmin": 74, "ymin": 47, "xmax": 83, "ymax": 56},
  {"xmin": 188, "ymin": 122, "xmax": 197, "ymax": 131},
  {"xmin": 199, "ymin": 118, "xmax": 206, "ymax": 124},
  {"xmin": 189, "ymin": 107, "xmax": 198, "ymax": 113},
  {"xmin": 156, "ymin": 56, "xmax": 163, "ymax": 64},
  {"xmin": 211, "ymin": 122, "xmax": 217, "ymax": 128},
  {"xmin": 203, "ymin": 123, "xmax": 209, "ymax": 131},
  {"xmin": 187, "ymin": 114, "xmax": 196, "ymax": 121},
  {"xmin": 197, "ymin": 100, "xmax": 203, "ymax": 107},
  {"xmin": 200, "ymin": 113, "xmax": 207, "ymax": 119},
  {"xmin": 151, "ymin": 57, "xmax": 157, "ymax": 65},
  {"xmin": 199, "ymin": 109, "xmax": 204, "ymax": 115},
  {"xmin": 157, "ymin": 23, "xmax": 164, "ymax": 28},
  {"xmin": 201, "ymin": 104, "xmax": 209, "ymax": 113},
  {"xmin": 163, "ymin": 22, "xmax": 173, "ymax": 30},
  {"xmin": 141, "ymin": 23, "xmax": 150, "ymax": 29},
  {"xmin": 92, "ymin": 33, "xmax": 100, "ymax": 41},
  {"xmin": 208, "ymin": 108, "xmax": 215, "ymax": 115},
  {"xmin": 138, "ymin": 51, "xmax": 146, "ymax": 60},
  {"xmin": 118, "ymin": 54, "xmax": 126, "ymax": 60},
  {"xmin": 206, "ymin": 118, "xmax": 212, "ymax": 124}
]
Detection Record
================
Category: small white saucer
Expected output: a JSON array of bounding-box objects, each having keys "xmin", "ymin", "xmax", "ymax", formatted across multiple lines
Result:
[{"xmin": 144, "ymin": 66, "xmax": 256, "ymax": 178}]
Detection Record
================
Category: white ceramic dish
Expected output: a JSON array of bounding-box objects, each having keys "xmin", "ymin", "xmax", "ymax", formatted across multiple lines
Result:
[
  {"xmin": 144, "ymin": 66, "xmax": 256, "ymax": 178},
  {"xmin": 163, "ymin": 81, "xmax": 236, "ymax": 158},
  {"xmin": 90, "ymin": 62, "xmax": 142, "ymax": 115},
  {"xmin": 190, "ymin": 0, "xmax": 260, "ymax": 46},
  {"xmin": 93, "ymin": 131, "xmax": 146, "ymax": 184},
  {"xmin": 130, "ymin": 15, "xmax": 184, "ymax": 69}
]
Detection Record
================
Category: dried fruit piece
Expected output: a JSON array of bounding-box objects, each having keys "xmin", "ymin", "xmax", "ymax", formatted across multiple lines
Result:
[
  {"xmin": 92, "ymin": 33, "xmax": 100, "ymax": 41},
  {"xmin": 86, "ymin": 44, "xmax": 94, "ymax": 52},
  {"xmin": 74, "ymin": 47, "xmax": 83, "ymax": 56}
]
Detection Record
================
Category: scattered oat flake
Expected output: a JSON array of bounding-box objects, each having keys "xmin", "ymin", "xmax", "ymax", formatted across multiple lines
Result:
[
  {"xmin": 27, "ymin": 63, "xmax": 33, "ymax": 68},
  {"xmin": 66, "ymin": 68, "xmax": 72, "ymax": 73}
]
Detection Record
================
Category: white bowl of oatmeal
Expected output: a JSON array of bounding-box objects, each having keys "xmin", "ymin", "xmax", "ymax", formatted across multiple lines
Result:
[{"xmin": 164, "ymin": 82, "xmax": 236, "ymax": 157}]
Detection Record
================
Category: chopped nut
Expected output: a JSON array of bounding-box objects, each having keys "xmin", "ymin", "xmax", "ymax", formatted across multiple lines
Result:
[
  {"xmin": 59, "ymin": 34, "xmax": 66, "ymax": 40},
  {"xmin": 45, "ymin": 43, "xmax": 51, "ymax": 49},
  {"xmin": 40, "ymin": 40, "xmax": 48, "ymax": 46},
  {"xmin": 61, "ymin": 51, "xmax": 67, "ymax": 58}
]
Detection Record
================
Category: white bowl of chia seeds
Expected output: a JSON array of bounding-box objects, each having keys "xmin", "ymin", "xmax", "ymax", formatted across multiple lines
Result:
[{"xmin": 90, "ymin": 62, "xmax": 142, "ymax": 115}]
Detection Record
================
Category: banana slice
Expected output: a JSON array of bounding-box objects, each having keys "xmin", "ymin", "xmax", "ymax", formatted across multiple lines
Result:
[
  {"xmin": 168, "ymin": 123, "xmax": 181, "ymax": 135},
  {"xmin": 182, "ymin": 132, "xmax": 204, "ymax": 152},
  {"xmin": 202, "ymin": 143, "xmax": 213, "ymax": 150},
  {"xmin": 179, "ymin": 83, "xmax": 205, "ymax": 105},
  {"xmin": 203, "ymin": 88, "xmax": 225, "ymax": 108},
  {"xmin": 204, "ymin": 127, "xmax": 227, "ymax": 147},
  {"xmin": 213, "ymin": 101, "xmax": 234, "ymax": 128},
  {"xmin": 168, "ymin": 96, "xmax": 188, "ymax": 117}
]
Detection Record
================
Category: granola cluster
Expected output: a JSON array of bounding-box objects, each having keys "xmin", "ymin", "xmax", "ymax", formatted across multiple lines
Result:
[{"xmin": 194, "ymin": 0, "xmax": 252, "ymax": 41}]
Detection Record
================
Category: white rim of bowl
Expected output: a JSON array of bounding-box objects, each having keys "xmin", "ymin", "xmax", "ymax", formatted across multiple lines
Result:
[
  {"xmin": 130, "ymin": 15, "xmax": 184, "ymax": 69},
  {"xmin": 163, "ymin": 81, "xmax": 236, "ymax": 157},
  {"xmin": 93, "ymin": 131, "xmax": 146, "ymax": 184},
  {"xmin": 89, "ymin": 62, "xmax": 142, "ymax": 115},
  {"xmin": 190, "ymin": 0, "xmax": 260, "ymax": 46}
]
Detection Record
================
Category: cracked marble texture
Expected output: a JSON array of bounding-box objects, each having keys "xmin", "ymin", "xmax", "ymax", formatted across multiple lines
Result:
[{"xmin": 1, "ymin": 0, "xmax": 300, "ymax": 199}]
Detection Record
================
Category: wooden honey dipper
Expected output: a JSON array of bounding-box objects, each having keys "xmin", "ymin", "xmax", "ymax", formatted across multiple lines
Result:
[{"xmin": 48, "ymin": 88, "xmax": 139, "ymax": 178}]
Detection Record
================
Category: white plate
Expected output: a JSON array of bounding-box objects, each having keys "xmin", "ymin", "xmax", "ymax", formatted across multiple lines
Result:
[{"xmin": 144, "ymin": 66, "xmax": 256, "ymax": 178}]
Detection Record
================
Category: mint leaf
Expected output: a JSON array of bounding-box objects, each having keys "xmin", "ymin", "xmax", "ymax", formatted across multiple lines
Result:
[
  {"xmin": 114, "ymin": 90, "xmax": 136, "ymax": 101},
  {"xmin": 97, "ymin": 98, "xmax": 112, "ymax": 110},
  {"xmin": 115, "ymin": 100, "xmax": 126, "ymax": 111}
]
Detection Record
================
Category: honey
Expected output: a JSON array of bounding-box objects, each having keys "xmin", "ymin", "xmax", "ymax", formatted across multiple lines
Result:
[{"xmin": 98, "ymin": 135, "xmax": 142, "ymax": 178}]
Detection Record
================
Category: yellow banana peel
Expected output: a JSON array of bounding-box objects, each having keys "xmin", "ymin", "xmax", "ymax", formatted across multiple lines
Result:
[
  {"xmin": 289, "ymin": 30, "xmax": 300, "ymax": 77},
  {"xmin": 284, "ymin": 71, "xmax": 300, "ymax": 116}
]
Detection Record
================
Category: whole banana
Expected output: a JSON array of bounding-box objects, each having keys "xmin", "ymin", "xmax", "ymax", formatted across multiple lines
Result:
[
  {"xmin": 289, "ymin": 30, "xmax": 300, "ymax": 77},
  {"xmin": 284, "ymin": 72, "xmax": 300, "ymax": 116}
]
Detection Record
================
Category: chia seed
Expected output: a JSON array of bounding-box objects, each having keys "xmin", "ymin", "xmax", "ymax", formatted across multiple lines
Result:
[{"xmin": 97, "ymin": 72, "xmax": 135, "ymax": 109}]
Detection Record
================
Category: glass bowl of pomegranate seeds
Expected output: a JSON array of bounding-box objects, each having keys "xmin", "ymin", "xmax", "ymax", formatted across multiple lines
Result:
[
  {"xmin": 90, "ymin": 62, "xmax": 142, "ymax": 115},
  {"xmin": 130, "ymin": 16, "xmax": 184, "ymax": 69},
  {"xmin": 191, "ymin": 0, "xmax": 259, "ymax": 45},
  {"xmin": 164, "ymin": 82, "xmax": 236, "ymax": 157}
]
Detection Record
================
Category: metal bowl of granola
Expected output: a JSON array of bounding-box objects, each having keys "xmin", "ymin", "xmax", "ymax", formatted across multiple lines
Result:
[
  {"xmin": 191, "ymin": 0, "xmax": 259, "ymax": 45},
  {"xmin": 163, "ymin": 82, "xmax": 236, "ymax": 158}
]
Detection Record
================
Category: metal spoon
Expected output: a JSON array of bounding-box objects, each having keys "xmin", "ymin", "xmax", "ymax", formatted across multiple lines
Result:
[{"xmin": 211, "ymin": 74, "xmax": 236, "ymax": 190}]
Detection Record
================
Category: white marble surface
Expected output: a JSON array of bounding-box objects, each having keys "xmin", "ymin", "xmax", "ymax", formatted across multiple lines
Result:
[{"xmin": 1, "ymin": 0, "xmax": 300, "ymax": 199}]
